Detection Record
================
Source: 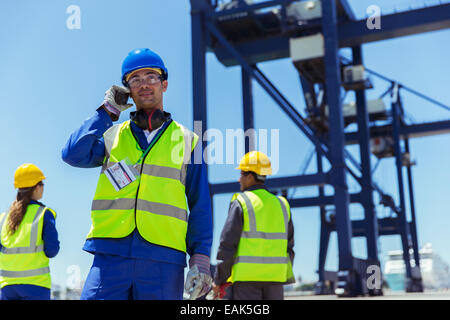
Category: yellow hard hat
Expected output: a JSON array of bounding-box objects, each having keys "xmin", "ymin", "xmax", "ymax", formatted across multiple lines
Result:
[
  {"xmin": 14, "ymin": 163, "xmax": 46, "ymax": 189},
  {"xmin": 236, "ymin": 151, "xmax": 272, "ymax": 176}
]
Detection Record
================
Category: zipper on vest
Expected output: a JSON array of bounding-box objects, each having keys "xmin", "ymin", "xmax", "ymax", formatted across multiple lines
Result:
[{"xmin": 133, "ymin": 120, "xmax": 172, "ymax": 223}]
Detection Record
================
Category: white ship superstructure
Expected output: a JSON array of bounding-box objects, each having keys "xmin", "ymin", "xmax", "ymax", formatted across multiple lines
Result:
[{"xmin": 384, "ymin": 243, "xmax": 450, "ymax": 291}]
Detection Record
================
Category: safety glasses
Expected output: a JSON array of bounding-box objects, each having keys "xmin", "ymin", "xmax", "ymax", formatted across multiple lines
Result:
[{"xmin": 127, "ymin": 73, "xmax": 162, "ymax": 89}]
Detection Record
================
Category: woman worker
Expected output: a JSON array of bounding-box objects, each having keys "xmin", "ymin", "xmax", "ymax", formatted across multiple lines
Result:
[{"xmin": 0, "ymin": 164, "xmax": 60, "ymax": 300}]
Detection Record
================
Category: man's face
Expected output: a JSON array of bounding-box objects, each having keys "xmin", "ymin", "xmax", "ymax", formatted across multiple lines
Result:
[
  {"xmin": 238, "ymin": 171, "xmax": 254, "ymax": 191},
  {"xmin": 127, "ymin": 69, "xmax": 168, "ymax": 111}
]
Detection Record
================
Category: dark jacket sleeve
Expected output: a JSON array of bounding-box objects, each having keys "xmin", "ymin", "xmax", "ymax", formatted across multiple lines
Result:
[
  {"xmin": 287, "ymin": 216, "xmax": 295, "ymax": 264},
  {"xmin": 42, "ymin": 210, "xmax": 60, "ymax": 258},
  {"xmin": 214, "ymin": 200, "xmax": 243, "ymax": 285}
]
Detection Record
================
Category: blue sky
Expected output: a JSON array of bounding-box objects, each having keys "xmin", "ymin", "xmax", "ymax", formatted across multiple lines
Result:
[{"xmin": 0, "ymin": 1, "xmax": 449, "ymax": 289}]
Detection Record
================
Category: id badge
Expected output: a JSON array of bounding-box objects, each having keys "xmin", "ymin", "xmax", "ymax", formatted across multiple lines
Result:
[{"xmin": 104, "ymin": 160, "xmax": 138, "ymax": 191}]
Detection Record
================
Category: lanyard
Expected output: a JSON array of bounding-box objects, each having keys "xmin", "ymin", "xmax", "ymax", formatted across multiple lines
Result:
[{"xmin": 134, "ymin": 124, "xmax": 167, "ymax": 166}]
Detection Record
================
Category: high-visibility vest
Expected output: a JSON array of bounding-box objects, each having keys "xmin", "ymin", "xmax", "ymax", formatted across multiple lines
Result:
[
  {"xmin": 228, "ymin": 189, "xmax": 295, "ymax": 283},
  {"xmin": 88, "ymin": 120, "xmax": 198, "ymax": 253},
  {"xmin": 0, "ymin": 204, "xmax": 56, "ymax": 289}
]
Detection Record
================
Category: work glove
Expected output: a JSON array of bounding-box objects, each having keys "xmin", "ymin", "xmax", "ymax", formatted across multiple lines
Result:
[
  {"xmin": 184, "ymin": 254, "xmax": 212, "ymax": 300},
  {"xmin": 102, "ymin": 85, "xmax": 133, "ymax": 121},
  {"xmin": 207, "ymin": 282, "xmax": 231, "ymax": 300}
]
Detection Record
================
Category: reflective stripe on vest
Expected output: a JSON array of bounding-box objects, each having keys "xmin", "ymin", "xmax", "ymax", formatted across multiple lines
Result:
[
  {"xmin": 229, "ymin": 190, "xmax": 293, "ymax": 283},
  {"xmin": 0, "ymin": 267, "xmax": 50, "ymax": 278},
  {"xmin": 102, "ymin": 163, "xmax": 184, "ymax": 184},
  {"xmin": 88, "ymin": 120, "xmax": 198, "ymax": 252},
  {"xmin": 91, "ymin": 198, "xmax": 188, "ymax": 222},
  {"xmin": 235, "ymin": 256, "xmax": 290, "ymax": 264},
  {"xmin": 180, "ymin": 125, "xmax": 195, "ymax": 186},
  {"xmin": 0, "ymin": 205, "xmax": 53, "ymax": 288}
]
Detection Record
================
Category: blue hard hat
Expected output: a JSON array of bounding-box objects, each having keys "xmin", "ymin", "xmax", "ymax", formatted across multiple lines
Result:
[{"xmin": 121, "ymin": 48, "xmax": 168, "ymax": 86}]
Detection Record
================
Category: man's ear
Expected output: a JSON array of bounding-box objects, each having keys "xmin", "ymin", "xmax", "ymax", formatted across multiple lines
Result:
[{"xmin": 162, "ymin": 80, "xmax": 168, "ymax": 92}]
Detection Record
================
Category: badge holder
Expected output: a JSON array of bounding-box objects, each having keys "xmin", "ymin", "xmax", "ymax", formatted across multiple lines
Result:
[{"xmin": 104, "ymin": 158, "xmax": 140, "ymax": 192}]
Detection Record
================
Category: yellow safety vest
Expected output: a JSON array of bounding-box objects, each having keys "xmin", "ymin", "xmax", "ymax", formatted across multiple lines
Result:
[
  {"xmin": 0, "ymin": 204, "xmax": 56, "ymax": 289},
  {"xmin": 88, "ymin": 120, "xmax": 198, "ymax": 253},
  {"xmin": 228, "ymin": 189, "xmax": 295, "ymax": 283}
]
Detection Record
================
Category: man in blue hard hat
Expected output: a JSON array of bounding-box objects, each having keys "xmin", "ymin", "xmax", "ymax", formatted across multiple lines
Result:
[{"xmin": 62, "ymin": 48, "xmax": 213, "ymax": 300}]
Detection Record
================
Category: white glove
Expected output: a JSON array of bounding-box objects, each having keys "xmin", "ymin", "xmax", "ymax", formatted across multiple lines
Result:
[
  {"xmin": 102, "ymin": 85, "xmax": 133, "ymax": 120},
  {"xmin": 184, "ymin": 265, "xmax": 213, "ymax": 300}
]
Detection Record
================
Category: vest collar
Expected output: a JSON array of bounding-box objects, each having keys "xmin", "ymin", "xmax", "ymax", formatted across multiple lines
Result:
[
  {"xmin": 129, "ymin": 110, "xmax": 172, "ymax": 134},
  {"xmin": 129, "ymin": 111, "xmax": 173, "ymax": 150},
  {"xmin": 244, "ymin": 184, "xmax": 267, "ymax": 192},
  {"xmin": 29, "ymin": 200, "xmax": 45, "ymax": 207}
]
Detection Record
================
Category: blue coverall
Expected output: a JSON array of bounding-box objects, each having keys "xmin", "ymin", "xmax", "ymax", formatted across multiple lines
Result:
[
  {"xmin": 61, "ymin": 108, "xmax": 213, "ymax": 300},
  {"xmin": 0, "ymin": 200, "xmax": 60, "ymax": 300}
]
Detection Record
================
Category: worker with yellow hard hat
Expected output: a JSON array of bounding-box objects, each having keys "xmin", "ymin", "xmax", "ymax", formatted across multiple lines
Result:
[
  {"xmin": 212, "ymin": 151, "xmax": 295, "ymax": 300},
  {"xmin": 0, "ymin": 164, "xmax": 60, "ymax": 300}
]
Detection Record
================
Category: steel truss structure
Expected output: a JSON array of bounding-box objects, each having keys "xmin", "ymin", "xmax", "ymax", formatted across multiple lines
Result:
[{"xmin": 190, "ymin": 0, "xmax": 450, "ymax": 296}]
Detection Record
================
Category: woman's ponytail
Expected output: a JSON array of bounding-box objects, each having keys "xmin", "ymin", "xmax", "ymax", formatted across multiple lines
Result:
[{"xmin": 6, "ymin": 186, "xmax": 36, "ymax": 235}]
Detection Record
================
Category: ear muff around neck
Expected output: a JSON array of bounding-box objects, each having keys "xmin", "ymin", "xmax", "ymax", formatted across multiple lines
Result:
[{"xmin": 130, "ymin": 109, "xmax": 168, "ymax": 131}]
